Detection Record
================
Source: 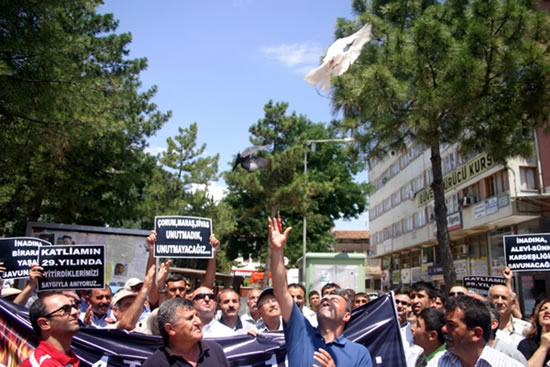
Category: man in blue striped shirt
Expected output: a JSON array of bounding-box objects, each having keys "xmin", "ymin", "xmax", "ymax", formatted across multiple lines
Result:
[{"xmin": 428, "ymin": 295, "xmax": 524, "ymax": 367}]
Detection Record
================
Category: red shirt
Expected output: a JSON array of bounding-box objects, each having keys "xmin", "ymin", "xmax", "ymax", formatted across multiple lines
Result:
[{"xmin": 22, "ymin": 340, "xmax": 80, "ymax": 367}]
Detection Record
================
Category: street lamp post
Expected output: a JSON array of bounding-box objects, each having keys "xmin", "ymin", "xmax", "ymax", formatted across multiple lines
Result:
[{"xmin": 302, "ymin": 137, "xmax": 355, "ymax": 286}]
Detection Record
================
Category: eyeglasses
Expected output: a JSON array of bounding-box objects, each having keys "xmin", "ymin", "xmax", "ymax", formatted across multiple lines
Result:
[
  {"xmin": 395, "ymin": 300, "xmax": 409, "ymax": 306},
  {"xmin": 449, "ymin": 292, "xmax": 465, "ymax": 297},
  {"xmin": 193, "ymin": 293, "xmax": 214, "ymax": 301},
  {"xmin": 42, "ymin": 304, "xmax": 79, "ymax": 318}
]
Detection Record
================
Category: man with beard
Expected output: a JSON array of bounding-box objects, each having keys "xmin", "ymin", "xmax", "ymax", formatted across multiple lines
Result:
[
  {"xmin": 192, "ymin": 286, "xmax": 233, "ymax": 337},
  {"xmin": 429, "ymin": 295, "xmax": 524, "ymax": 367},
  {"xmin": 80, "ymin": 285, "xmax": 113, "ymax": 328},
  {"xmin": 268, "ymin": 217, "xmax": 372, "ymax": 367},
  {"xmin": 143, "ymin": 298, "xmax": 229, "ymax": 367},
  {"xmin": 242, "ymin": 288, "xmax": 262, "ymax": 327},
  {"xmin": 23, "ymin": 292, "xmax": 81, "ymax": 367},
  {"xmin": 217, "ymin": 289, "xmax": 254, "ymax": 333}
]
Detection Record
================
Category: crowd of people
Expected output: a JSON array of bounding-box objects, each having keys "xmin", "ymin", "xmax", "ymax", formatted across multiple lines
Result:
[{"xmin": 1, "ymin": 219, "xmax": 549, "ymax": 366}]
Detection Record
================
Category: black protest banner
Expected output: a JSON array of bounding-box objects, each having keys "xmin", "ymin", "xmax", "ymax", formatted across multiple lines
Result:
[
  {"xmin": 463, "ymin": 276, "xmax": 506, "ymax": 296},
  {"xmin": 37, "ymin": 245, "xmax": 105, "ymax": 291},
  {"xmin": 154, "ymin": 216, "xmax": 213, "ymax": 258},
  {"xmin": 0, "ymin": 293, "xmax": 406, "ymax": 367},
  {"xmin": 504, "ymin": 233, "xmax": 550, "ymax": 272},
  {"xmin": 0, "ymin": 237, "xmax": 51, "ymax": 280}
]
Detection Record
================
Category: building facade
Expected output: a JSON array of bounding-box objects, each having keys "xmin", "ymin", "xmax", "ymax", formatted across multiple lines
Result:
[{"xmin": 368, "ymin": 128, "xmax": 550, "ymax": 315}]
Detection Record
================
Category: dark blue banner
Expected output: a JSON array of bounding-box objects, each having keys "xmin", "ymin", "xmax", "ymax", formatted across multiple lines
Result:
[{"xmin": 0, "ymin": 293, "xmax": 405, "ymax": 366}]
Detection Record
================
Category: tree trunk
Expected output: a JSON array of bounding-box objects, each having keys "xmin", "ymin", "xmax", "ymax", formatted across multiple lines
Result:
[{"xmin": 430, "ymin": 142, "xmax": 457, "ymax": 289}]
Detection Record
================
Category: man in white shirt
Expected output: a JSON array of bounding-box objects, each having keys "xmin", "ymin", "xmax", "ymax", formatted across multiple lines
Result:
[
  {"xmin": 192, "ymin": 286, "xmax": 233, "ymax": 337},
  {"xmin": 488, "ymin": 285, "xmax": 530, "ymax": 346},
  {"xmin": 217, "ymin": 288, "xmax": 254, "ymax": 334},
  {"xmin": 241, "ymin": 288, "xmax": 261, "ymax": 327},
  {"xmin": 396, "ymin": 289, "xmax": 424, "ymax": 367},
  {"xmin": 288, "ymin": 283, "xmax": 317, "ymax": 327}
]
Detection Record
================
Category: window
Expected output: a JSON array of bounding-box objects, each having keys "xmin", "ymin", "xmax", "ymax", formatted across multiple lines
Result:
[
  {"xmin": 411, "ymin": 250, "xmax": 421, "ymax": 267},
  {"xmin": 463, "ymin": 183, "xmax": 479, "ymax": 203},
  {"xmin": 393, "ymin": 222, "xmax": 402, "ymax": 237},
  {"xmin": 443, "ymin": 153, "xmax": 457, "ymax": 175},
  {"xmin": 391, "ymin": 192, "xmax": 400, "ymax": 206},
  {"xmin": 401, "ymin": 183, "xmax": 413, "ymax": 200},
  {"xmin": 403, "ymin": 216, "xmax": 414, "ymax": 232},
  {"xmin": 423, "ymin": 247, "xmax": 434, "ymax": 264},
  {"xmin": 427, "ymin": 205, "xmax": 435, "ymax": 222},
  {"xmin": 414, "ymin": 210, "xmax": 426, "ymax": 228},
  {"xmin": 520, "ymin": 167, "xmax": 537, "ymax": 190},
  {"xmin": 384, "ymin": 226, "xmax": 392, "ymax": 241},
  {"xmin": 383, "ymin": 197, "xmax": 392, "ymax": 211},
  {"xmin": 400, "ymin": 154, "xmax": 409, "ymax": 169},
  {"xmin": 412, "ymin": 175, "xmax": 425, "ymax": 193},
  {"xmin": 427, "ymin": 168, "xmax": 433, "ymax": 185},
  {"xmin": 391, "ymin": 161, "xmax": 400, "ymax": 176},
  {"xmin": 486, "ymin": 170, "xmax": 508, "ymax": 197},
  {"xmin": 446, "ymin": 194, "xmax": 458, "ymax": 214},
  {"xmin": 369, "ymin": 209, "xmax": 376, "ymax": 221}
]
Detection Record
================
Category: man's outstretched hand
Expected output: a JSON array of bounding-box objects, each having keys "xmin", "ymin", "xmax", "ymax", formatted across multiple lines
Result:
[{"xmin": 268, "ymin": 217, "xmax": 292, "ymax": 251}]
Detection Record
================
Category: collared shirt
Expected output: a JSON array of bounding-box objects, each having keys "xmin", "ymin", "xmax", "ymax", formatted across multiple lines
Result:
[
  {"xmin": 202, "ymin": 318, "xmax": 234, "ymax": 338},
  {"xmin": 22, "ymin": 340, "xmax": 80, "ymax": 367},
  {"xmin": 415, "ymin": 344, "xmax": 446, "ymax": 367},
  {"xmin": 492, "ymin": 333, "xmax": 528, "ymax": 366},
  {"xmin": 302, "ymin": 305, "xmax": 318, "ymax": 327},
  {"xmin": 240, "ymin": 311, "xmax": 259, "ymax": 327},
  {"xmin": 427, "ymin": 345, "xmax": 526, "ymax": 367},
  {"xmin": 256, "ymin": 316, "xmax": 283, "ymax": 332},
  {"xmin": 219, "ymin": 316, "xmax": 255, "ymax": 334},
  {"xmin": 503, "ymin": 317, "xmax": 530, "ymax": 346},
  {"xmin": 284, "ymin": 302, "xmax": 372, "ymax": 367},
  {"xmin": 142, "ymin": 341, "xmax": 229, "ymax": 367}
]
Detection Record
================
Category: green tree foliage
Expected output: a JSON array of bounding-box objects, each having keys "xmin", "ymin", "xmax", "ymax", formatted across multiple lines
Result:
[
  {"xmin": 132, "ymin": 123, "xmax": 226, "ymax": 271},
  {"xmin": 331, "ymin": 0, "xmax": 550, "ymax": 285},
  {"xmin": 0, "ymin": 0, "xmax": 170, "ymax": 236},
  {"xmin": 223, "ymin": 100, "xmax": 370, "ymax": 281}
]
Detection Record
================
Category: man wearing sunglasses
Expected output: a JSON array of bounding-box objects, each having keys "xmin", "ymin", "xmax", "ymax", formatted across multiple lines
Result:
[
  {"xmin": 192, "ymin": 287, "xmax": 233, "ymax": 337},
  {"xmin": 395, "ymin": 290, "xmax": 423, "ymax": 367},
  {"xmin": 448, "ymin": 285, "xmax": 468, "ymax": 298},
  {"xmin": 23, "ymin": 292, "xmax": 81, "ymax": 367},
  {"xmin": 268, "ymin": 217, "xmax": 372, "ymax": 367}
]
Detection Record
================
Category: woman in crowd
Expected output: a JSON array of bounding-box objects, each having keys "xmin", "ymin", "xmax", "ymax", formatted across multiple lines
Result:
[{"xmin": 518, "ymin": 297, "xmax": 550, "ymax": 367}]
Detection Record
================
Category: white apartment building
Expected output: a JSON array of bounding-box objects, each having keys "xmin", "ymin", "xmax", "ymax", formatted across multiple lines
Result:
[{"xmin": 368, "ymin": 128, "xmax": 550, "ymax": 315}]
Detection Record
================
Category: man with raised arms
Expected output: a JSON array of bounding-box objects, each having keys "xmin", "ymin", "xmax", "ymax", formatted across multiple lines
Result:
[{"xmin": 268, "ymin": 217, "xmax": 372, "ymax": 367}]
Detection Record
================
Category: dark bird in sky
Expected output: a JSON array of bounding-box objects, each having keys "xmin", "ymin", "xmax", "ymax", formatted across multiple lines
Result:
[{"xmin": 232, "ymin": 144, "xmax": 271, "ymax": 172}]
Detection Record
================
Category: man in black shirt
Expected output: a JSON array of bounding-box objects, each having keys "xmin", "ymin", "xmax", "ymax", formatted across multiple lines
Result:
[{"xmin": 143, "ymin": 298, "xmax": 229, "ymax": 367}]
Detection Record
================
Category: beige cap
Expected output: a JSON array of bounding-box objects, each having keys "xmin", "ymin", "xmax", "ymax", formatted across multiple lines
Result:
[
  {"xmin": 1, "ymin": 287, "xmax": 22, "ymax": 298},
  {"xmin": 111, "ymin": 289, "xmax": 136, "ymax": 307},
  {"xmin": 124, "ymin": 278, "xmax": 143, "ymax": 290}
]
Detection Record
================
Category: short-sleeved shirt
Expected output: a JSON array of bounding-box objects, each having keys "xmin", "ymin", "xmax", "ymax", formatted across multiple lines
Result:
[
  {"xmin": 142, "ymin": 341, "xmax": 229, "ymax": 367},
  {"xmin": 518, "ymin": 337, "xmax": 550, "ymax": 366},
  {"xmin": 428, "ymin": 345, "xmax": 525, "ymax": 367},
  {"xmin": 22, "ymin": 340, "xmax": 80, "ymax": 367},
  {"xmin": 283, "ymin": 302, "xmax": 373, "ymax": 367}
]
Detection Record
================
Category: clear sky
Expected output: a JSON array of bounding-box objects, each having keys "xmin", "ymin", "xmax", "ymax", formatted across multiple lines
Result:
[{"xmin": 99, "ymin": 0, "xmax": 369, "ymax": 230}]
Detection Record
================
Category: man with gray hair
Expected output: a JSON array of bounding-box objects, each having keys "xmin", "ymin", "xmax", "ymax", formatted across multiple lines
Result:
[
  {"xmin": 143, "ymin": 298, "xmax": 229, "ymax": 367},
  {"xmin": 488, "ymin": 284, "xmax": 530, "ymax": 346}
]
